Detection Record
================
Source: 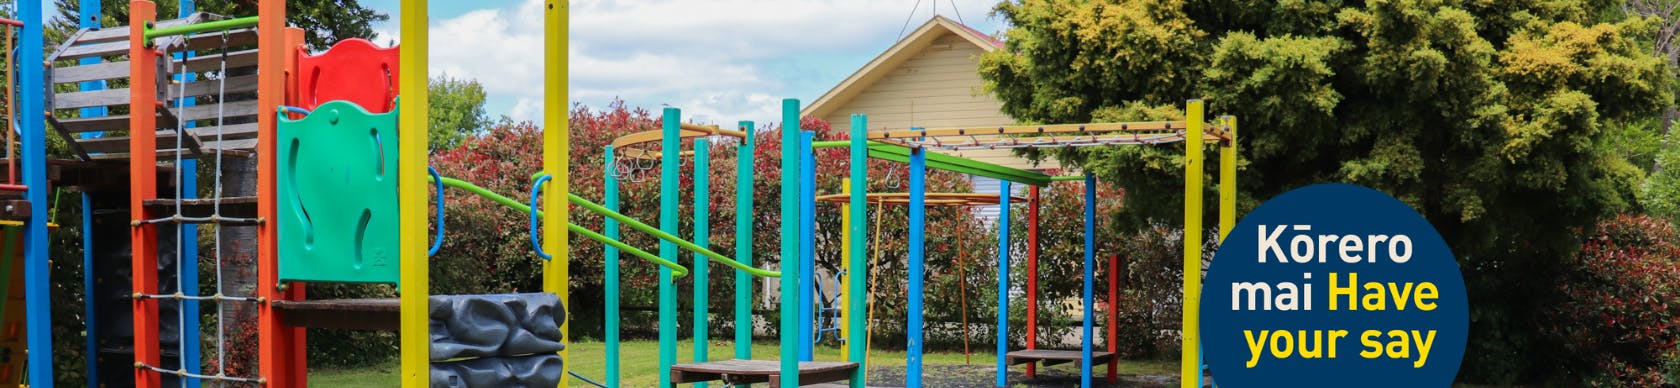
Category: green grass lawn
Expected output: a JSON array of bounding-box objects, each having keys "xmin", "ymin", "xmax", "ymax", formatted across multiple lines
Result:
[{"xmin": 310, "ymin": 340, "xmax": 1177, "ymax": 387}]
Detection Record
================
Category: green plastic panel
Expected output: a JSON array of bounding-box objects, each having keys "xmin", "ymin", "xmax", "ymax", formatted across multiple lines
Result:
[{"xmin": 278, "ymin": 101, "xmax": 401, "ymax": 284}]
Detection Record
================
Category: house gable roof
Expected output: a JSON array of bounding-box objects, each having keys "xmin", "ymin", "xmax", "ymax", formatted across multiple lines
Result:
[{"xmin": 801, "ymin": 15, "xmax": 1003, "ymax": 121}]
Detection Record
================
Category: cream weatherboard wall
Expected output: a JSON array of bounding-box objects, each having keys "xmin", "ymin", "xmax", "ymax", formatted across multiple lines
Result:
[{"xmin": 805, "ymin": 16, "xmax": 1058, "ymax": 172}]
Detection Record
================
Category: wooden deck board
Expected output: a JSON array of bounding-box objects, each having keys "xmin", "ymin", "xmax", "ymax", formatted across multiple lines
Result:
[{"xmin": 271, "ymin": 298, "xmax": 399, "ymax": 331}]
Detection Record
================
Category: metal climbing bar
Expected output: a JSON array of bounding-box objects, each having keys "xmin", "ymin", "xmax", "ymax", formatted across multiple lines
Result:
[
  {"xmin": 426, "ymin": 175, "xmax": 690, "ymax": 276},
  {"xmin": 142, "ymin": 16, "xmax": 258, "ymax": 40},
  {"xmin": 566, "ymin": 191, "xmax": 781, "ymax": 278}
]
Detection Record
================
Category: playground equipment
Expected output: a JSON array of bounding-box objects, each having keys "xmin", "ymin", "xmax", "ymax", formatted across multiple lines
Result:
[
  {"xmin": 5, "ymin": 0, "xmax": 1237, "ymax": 386},
  {"xmin": 792, "ymin": 110, "xmax": 1237, "ymax": 388}
]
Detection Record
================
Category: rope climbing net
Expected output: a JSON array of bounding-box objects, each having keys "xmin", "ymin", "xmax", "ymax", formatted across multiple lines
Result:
[{"xmin": 131, "ymin": 29, "xmax": 264, "ymax": 385}]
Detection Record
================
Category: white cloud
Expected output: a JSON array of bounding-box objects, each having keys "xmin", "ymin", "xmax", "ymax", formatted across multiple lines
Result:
[{"xmin": 389, "ymin": 0, "xmax": 1005, "ymax": 125}]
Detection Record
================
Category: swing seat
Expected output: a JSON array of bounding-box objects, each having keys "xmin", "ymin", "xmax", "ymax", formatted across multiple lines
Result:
[
  {"xmin": 669, "ymin": 359, "xmax": 857, "ymax": 388},
  {"xmin": 1006, "ymin": 349, "xmax": 1116, "ymax": 367},
  {"xmin": 277, "ymin": 101, "xmax": 401, "ymax": 284}
]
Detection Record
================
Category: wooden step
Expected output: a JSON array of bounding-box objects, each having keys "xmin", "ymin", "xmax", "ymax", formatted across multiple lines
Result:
[
  {"xmin": 56, "ymin": 40, "xmax": 130, "ymax": 61},
  {"xmin": 180, "ymin": 100, "xmax": 259, "ymax": 122},
  {"xmin": 51, "ymin": 75, "xmax": 260, "ymax": 112},
  {"xmin": 142, "ymin": 196, "xmax": 257, "ymax": 219},
  {"xmin": 175, "ymin": 49, "xmax": 258, "ymax": 73},
  {"xmin": 271, "ymin": 298, "xmax": 398, "ymax": 331},
  {"xmin": 87, "ymin": 147, "xmax": 252, "ymax": 161},
  {"xmin": 51, "ymin": 61, "xmax": 129, "ymax": 84},
  {"xmin": 176, "ymin": 28, "xmax": 259, "ymax": 52},
  {"xmin": 52, "ymin": 114, "xmax": 155, "ymax": 133},
  {"xmin": 73, "ymin": 124, "xmax": 260, "ymax": 154}
]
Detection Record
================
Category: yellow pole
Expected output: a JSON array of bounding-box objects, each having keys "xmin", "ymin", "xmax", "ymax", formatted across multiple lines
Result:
[
  {"xmin": 1181, "ymin": 100, "xmax": 1204, "ymax": 388},
  {"xmin": 544, "ymin": 2, "xmax": 572, "ymax": 387},
  {"xmin": 839, "ymin": 178, "xmax": 851, "ymax": 350},
  {"xmin": 1219, "ymin": 116, "xmax": 1237, "ymax": 240},
  {"xmin": 398, "ymin": 0, "xmax": 430, "ymax": 386}
]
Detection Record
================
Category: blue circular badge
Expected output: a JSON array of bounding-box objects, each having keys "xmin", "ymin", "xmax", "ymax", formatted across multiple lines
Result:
[{"xmin": 1200, "ymin": 184, "xmax": 1467, "ymax": 387}]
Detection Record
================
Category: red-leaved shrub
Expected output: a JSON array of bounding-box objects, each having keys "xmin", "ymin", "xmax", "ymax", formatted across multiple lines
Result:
[{"xmin": 1545, "ymin": 215, "xmax": 1680, "ymax": 386}]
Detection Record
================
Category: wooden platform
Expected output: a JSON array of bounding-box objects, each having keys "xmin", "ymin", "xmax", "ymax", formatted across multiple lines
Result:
[
  {"xmin": 48, "ymin": 12, "xmax": 263, "ymax": 162},
  {"xmin": 1006, "ymin": 349, "xmax": 1117, "ymax": 367},
  {"xmin": 270, "ymin": 298, "xmax": 398, "ymax": 331},
  {"xmin": 670, "ymin": 359, "xmax": 857, "ymax": 387}
]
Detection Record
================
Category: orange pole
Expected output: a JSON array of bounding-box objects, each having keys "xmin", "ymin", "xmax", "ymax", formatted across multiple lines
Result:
[
  {"xmin": 127, "ymin": 2, "xmax": 161, "ymax": 388},
  {"xmin": 256, "ymin": 0, "xmax": 300, "ymax": 386}
]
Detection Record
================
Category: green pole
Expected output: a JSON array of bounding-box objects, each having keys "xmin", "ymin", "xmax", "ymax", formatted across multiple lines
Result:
[
  {"xmin": 603, "ymin": 145, "xmax": 622, "ymax": 387},
  {"xmin": 693, "ymin": 138, "xmax": 711, "ymax": 388},
  {"xmin": 735, "ymin": 120, "xmax": 755, "ymax": 360},
  {"xmin": 659, "ymin": 107, "xmax": 680, "ymax": 388},
  {"xmin": 779, "ymin": 99, "xmax": 801, "ymax": 386},
  {"xmin": 846, "ymin": 114, "xmax": 869, "ymax": 387},
  {"xmin": 142, "ymin": 15, "xmax": 259, "ymax": 40}
]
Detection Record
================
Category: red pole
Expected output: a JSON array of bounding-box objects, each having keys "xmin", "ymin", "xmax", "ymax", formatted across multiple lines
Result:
[
  {"xmin": 128, "ymin": 2, "xmax": 161, "ymax": 387},
  {"xmin": 1108, "ymin": 254, "xmax": 1119, "ymax": 383},
  {"xmin": 1025, "ymin": 185, "xmax": 1040, "ymax": 378}
]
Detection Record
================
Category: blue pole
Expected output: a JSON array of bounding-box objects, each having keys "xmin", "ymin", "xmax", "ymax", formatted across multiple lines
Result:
[
  {"xmin": 907, "ymin": 147, "xmax": 926, "ymax": 388},
  {"xmin": 78, "ymin": 0, "xmax": 105, "ymax": 384},
  {"xmin": 778, "ymin": 99, "xmax": 801, "ymax": 387},
  {"xmin": 798, "ymin": 131, "xmax": 815, "ymax": 361},
  {"xmin": 735, "ymin": 121, "xmax": 754, "ymax": 360},
  {"xmin": 174, "ymin": 3, "xmax": 203, "ymax": 386},
  {"xmin": 658, "ymin": 108, "xmax": 680, "ymax": 388},
  {"xmin": 1082, "ymin": 174, "xmax": 1096, "ymax": 387},
  {"xmin": 78, "ymin": 0, "xmax": 108, "ymax": 133},
  {"xmin": 693, "ymin": 137, "xmax": 711, "ymax": 388},
  {"xmin": 603, "ymin": 146, "xmax": 621, "ymax": 387},
  {"xmin": 996, "ymin": 179, "xmax": 1012, "ymax": 387},
  {"xmin": 19, "ymin": 0, "xmax": 52, "ymax": 385}
]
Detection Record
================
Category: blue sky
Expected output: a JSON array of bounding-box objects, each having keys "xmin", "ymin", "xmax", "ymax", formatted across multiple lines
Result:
[{"xmin": 351, "ymin": 0, "xmax": 1010, "ymax": 125}]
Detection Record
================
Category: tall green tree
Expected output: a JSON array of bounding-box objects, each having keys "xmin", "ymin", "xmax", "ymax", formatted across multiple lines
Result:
[
  {"xmin": 979, "ymin": 0, "xmax": 1672, "ymax": 383},
  {"xmin": 428, "ymin": 75, "xmax": 490, "ymax": 151},
  {"xmin": 51, "ymin": 0, "xmax": 387, "ymax": 50}
]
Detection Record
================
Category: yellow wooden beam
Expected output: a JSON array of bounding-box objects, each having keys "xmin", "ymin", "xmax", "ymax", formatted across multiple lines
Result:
[
  {"xmin": 398, "ymin": 0, "xmax": 429, "ymax": 386},
  {"xmin": 543, "ymin": 1, "xmax": 571, "ymax": 387}
]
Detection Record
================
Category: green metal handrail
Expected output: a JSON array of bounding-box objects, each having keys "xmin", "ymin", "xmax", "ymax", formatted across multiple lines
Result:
[
  {"xmin": 144, "ymin": 16, "xmax": 259, "ymax": 40},
  {"xmin": 429, "ymin": 176, "xmax": 690, "ymax": 277},
  {"xmin": 524, "ymin": 172, "xmax": 783, "ymax": 278},
  {"xmin": 567, "ymin": 192, "xmax": 781, "ymax": 278}
]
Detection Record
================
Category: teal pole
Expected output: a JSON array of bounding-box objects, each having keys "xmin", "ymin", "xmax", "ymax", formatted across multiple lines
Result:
[
  {"xmin": 846, "ymin": 114, "xmax": 869, "ymax": 387},
  {"xmin": 779, "ymin": 99, "xmax": 802, "ymax": 387},
  {"xmin": 735, "ymin": 121, "xmax": 755, "ymax": 360},
  {"xmin": 996, "ymin": 179, "xmax": 1013, "ymax": 387},
  {"xmin": 659, "ymin": 108, "xmax": 680, "ymax": 387},
  {"xmin": 603, "ymin": 145, "xmax": 622, "ymax": 387},
  {"xmin": 694, "ymin": 137, "xmax": 712, "ymax": 388}
]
